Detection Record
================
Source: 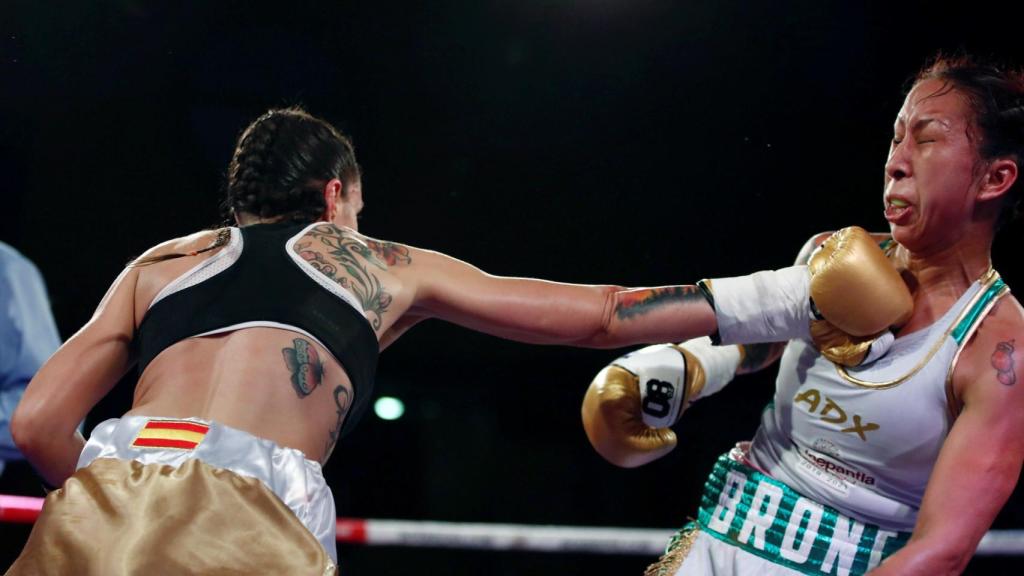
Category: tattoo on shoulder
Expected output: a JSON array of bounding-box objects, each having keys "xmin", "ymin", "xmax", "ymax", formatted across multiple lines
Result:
[
  {"xmin": 294, "ymin": 225, "xmax": 412, "ymax": 329},
  {"xmin": 281, "ymin": 338, "xmax": 325, "ymax": 397},
  {"xmin": 991, "ymin": 339, "xmax": 1017, "ymax": 386},
  {"xmin": 323, "ymin": 385, "xmax": 352, "ymax": 462},
  {"xmin": 614, "ymin": 286, "xmax": 705, "ymax": 320},
  {"xmin": 366, "ymin": 238, "xmax": 412, "ymax": 267}
]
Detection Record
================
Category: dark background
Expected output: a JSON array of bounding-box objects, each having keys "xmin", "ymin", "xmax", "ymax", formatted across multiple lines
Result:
[{"xmin": 3, "ymin": 1, "xmax": 1024, "ymax": 574}]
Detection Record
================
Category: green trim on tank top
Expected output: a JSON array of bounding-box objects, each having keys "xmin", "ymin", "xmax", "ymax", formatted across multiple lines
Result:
[{"xmin": 951, "ymin": 276, "xmax": 1008, "ymax": 345}]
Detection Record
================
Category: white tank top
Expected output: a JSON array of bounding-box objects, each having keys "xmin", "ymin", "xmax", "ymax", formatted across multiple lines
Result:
[{"xmin": 747, "ymin": 269, "xmax": 1009, "ymax": 531}]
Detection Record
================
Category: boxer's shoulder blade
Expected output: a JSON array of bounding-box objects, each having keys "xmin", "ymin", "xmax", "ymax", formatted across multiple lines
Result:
[
  {"xmin": 289, "ymin": 223, "xmax": 415, "ymax": 334},
  {"xmin": 135, "ymin": 229, "xmax": 235, "ymax": 318}
]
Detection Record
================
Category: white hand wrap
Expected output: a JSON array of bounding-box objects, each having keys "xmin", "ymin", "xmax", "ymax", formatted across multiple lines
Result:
[
  {"xmin": 613, "ymin": 345, "xmax": 687, "ymax": 429},
  {"xmin": 679, "ymin": 337, "xmax": 742, "ymax": 402},
  {"xmin": 707, "ymin": 265, "xmax": 812, "ymax": 345},
  {"xmin": 613, "ymin": 338, "xmax": 743, "ymax": 429}
]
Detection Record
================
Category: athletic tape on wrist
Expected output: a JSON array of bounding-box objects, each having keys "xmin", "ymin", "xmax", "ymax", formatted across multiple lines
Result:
[
  {"xmin": 708, "ymin": 265, "xmax": 812, "ymax": 345},
  {"xmin": 612, "ymin": 345, "xmax": 687, "ymax": 429},
  {"xmin": 678, "ymin": 337, "xmax": 741, "ymax": 401}
]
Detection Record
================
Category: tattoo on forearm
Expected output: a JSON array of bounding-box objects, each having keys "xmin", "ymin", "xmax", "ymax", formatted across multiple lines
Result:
[
  {"xmin": 282, "ymin": 338, "xmax": 325, "ymax": 397},
  {"xmin": 614, "ymin": 286, "xmax": 705, "ymax": 320},
  {"xmin": 295, "ymin": 225, "xmax": 412, "ymax": 330},
  {"xmin": 323, "ymin": 386, "xmax": 352, "ymax": 462},
  {"xmin": 991, "ymin": 339, "xmax": 1017, "ymax": 386}
]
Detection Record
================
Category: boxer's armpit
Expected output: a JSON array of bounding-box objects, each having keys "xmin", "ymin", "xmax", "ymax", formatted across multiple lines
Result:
[{"xmin": 613, "ymin": 286, "xmax": 706, "ymax": 321}]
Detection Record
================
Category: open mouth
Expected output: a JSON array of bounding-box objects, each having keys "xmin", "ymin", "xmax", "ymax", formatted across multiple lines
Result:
[{"xmin": 885, "ymin": 197, "xmax": 912, "ymax": 223}]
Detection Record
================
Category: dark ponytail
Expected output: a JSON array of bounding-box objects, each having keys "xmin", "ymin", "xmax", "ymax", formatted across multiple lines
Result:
[{"xmin": 130, "ymin": 228, "xmax": 232, "ymax": 267}]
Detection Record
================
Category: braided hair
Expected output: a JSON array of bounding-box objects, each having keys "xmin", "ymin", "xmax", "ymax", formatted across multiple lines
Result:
[
  {"xmin": 224, "ymin": 106, "xmax": 360, "ymax": 223},
  {"xmin": 131, "ymin": 107, "xmax": 359, "ymax": 267},
  {"xmin": 914, "ymin": 53, "xmax": 1024, "ymax": 229}
]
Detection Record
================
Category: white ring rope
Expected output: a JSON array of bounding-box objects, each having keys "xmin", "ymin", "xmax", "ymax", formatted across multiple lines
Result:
[{"xmin": 3, "ymin": 494, "xmax": 1023, "ymax": 556}]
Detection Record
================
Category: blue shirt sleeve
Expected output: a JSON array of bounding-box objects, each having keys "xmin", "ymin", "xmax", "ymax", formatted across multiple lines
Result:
[{"xmin": 0, "ymin": 242, "xmax": 61, "ymax": 461}]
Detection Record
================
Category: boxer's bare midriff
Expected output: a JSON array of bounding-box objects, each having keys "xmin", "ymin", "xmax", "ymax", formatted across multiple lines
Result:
[
  {"xmin": 126, "ymin": 328, "xmax": 352, "ymax": 464},
  {"xmin": 123, "ymin": 228, "xmax": 373, "ymax": 465}
]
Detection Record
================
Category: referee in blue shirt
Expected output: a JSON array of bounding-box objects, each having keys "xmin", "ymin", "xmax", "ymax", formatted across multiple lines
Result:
[{"xmin": 0, "ymin": 242, "xmax": 60, "ymax": 477}]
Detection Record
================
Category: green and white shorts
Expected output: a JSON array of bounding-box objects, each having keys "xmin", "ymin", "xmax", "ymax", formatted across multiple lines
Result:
[{"xmin": 647, "ymin": 452, "xmax": 910, "ymax": 576}]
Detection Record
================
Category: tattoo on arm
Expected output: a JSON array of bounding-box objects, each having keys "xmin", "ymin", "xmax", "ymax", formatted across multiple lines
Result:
[
  {"xmin": 296, "ymin": 225, "xmax": 413, "ymax": 330},
  {"xmin": 323, "ymin": 386, "xmax": 352, "ymax": 462},
  {"xmin": 991, "ymin": 339, "xmax": 1017, "ymax": 386},
  {"xmin": 366, "ymin": 239, "xmax": 412, "ymax": 267},
  {"xmin": 614, "ymin": 286, "xmax": 706, "ymax": 320},
  {"xmin": 281, "ymin": 338, "xmax": 325, "ymax": 398}
]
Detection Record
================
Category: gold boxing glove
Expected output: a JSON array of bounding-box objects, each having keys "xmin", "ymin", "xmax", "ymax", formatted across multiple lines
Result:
[
  {"xmin": 581, "ymin": 340, "xmax": 741, "ymax": 468},
  {"xmin": 808, "ymin": 227, "xmax": 913, "ymax": 366}
]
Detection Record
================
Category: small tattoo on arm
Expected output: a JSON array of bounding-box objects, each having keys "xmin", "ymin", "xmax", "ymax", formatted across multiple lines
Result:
[
  {"xmin": 323, "ymin": 386, "xmax": 352, "ymax": 462},
  {"xmin": 991, "ymin": 339, "xmax": 1017, "ymax": 386},
  {"xmin": 282, "ymin": 338, "xmax": 325, "ymax": 397},
  {"xmin": 614, "ymin": 286, "xmax": 705, "ymax": 320}
]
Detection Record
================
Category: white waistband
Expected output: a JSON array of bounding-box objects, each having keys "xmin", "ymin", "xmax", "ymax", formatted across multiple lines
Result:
[{"xmin": 79, "ymin": 416, "xmax": 338, "ymax": 561}]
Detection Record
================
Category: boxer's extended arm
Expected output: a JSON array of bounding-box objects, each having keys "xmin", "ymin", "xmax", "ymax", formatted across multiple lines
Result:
[
  {"xmin": 729, "ymin": 232, "xmax": 836, "ymax": 374},
  {"xmin": 870, "ymin": 309, "xmax": 1024, "ymax": 576},
  {"xmin": 580, "ymin": 233, "xmax": 825, "ymax": 467},
  {"xmin": 407, "ymin": 248, "xmax": 717, "ymax": 348},
  {"xmin": 10, "ymin": 267, "xmax": 138, "ymax": 487},
  {"xmin": 707, "ymin": 227, "xmax": 911, "ymax": 366}
]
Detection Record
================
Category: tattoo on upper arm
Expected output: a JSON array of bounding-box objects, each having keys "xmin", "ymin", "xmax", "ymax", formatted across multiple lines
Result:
[
  {"xmin": 991, "ymin": 339, "xmax": 1017, "ymax": 386},
  {"xmin": 614, "ymin": 286, "xmax": 705, "ymax": 320},
  {"xmin": 295, "ymin": 225, "xmax": 412, "ymax": 329},
  {"xmin": 281, "ymin": 338, "xmax": 325, "ymax": 397},
  {"xmin": 323, "ymin": 385, "xmax": 352, "ymax": 462}
]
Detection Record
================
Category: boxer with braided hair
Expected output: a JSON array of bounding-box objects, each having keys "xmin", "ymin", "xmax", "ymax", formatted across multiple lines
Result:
[{"xmin": 7, "ymin": 105, "xmax": 744, "ymax": 574}]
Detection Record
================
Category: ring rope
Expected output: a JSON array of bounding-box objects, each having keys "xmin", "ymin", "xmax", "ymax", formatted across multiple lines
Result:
[{"xmin": 3, "ymin": 494, "xmax": 1023, "ymax": 556}]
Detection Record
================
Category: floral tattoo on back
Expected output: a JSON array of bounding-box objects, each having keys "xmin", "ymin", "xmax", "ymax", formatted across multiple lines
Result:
[{"xmin": 293, "ymin": 224, "xmax": 412, "ymax": 330}]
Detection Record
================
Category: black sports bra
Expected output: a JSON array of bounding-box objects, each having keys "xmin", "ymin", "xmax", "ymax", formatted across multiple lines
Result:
[{"xmin": 135, "ymin": 221, "xmax": 379, "ymax": 437}]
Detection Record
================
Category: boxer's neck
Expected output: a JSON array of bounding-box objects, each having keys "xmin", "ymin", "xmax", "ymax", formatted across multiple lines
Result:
[{"xmin": 894, "ymin": 234, "xmax": 993, "ymax": 335}]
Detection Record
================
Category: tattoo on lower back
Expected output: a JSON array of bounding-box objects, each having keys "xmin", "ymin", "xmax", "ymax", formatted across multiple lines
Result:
[
  {"xmin": 991, "ymin": 339, "xmax": 1017, "ymax": 386},
  {"xmin": 614, "ymin": 286, "xmax": 705, "ymax": 320},
  {"xmin": 324, "ymin": 386, "xmax": 352, "ymax": 461},
  {"xmin": 281, "ymin": 338, "xmax": 325, "ymax": 397}
]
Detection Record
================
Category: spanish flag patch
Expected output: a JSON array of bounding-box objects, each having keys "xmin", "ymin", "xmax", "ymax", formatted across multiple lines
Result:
[{"xmin": 131, "ymin": 420, "xmax": 209, "ymax": 450}]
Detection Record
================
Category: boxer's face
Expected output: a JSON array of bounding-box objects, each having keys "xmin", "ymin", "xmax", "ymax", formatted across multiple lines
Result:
[{"xmin": 883, "ymin": 78, "xmax": 982, "ymax": 254}]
